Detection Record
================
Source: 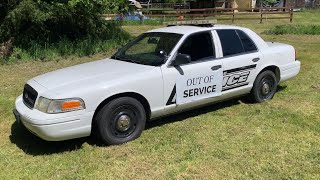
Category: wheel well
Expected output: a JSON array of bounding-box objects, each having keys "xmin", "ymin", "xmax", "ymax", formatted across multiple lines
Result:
[
  {"xmin": 259, "ymin": 66, "xmax": 280, "ymax": 83},
  {"xmin": 91, "ymin": 92, "xmax": 151, "ymax": 130}
]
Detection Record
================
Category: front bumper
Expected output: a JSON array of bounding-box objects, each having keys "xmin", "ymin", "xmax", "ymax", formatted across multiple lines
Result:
[{"xmin": 14, "ymin": 95, "xmax": 94, "ymax": 141}]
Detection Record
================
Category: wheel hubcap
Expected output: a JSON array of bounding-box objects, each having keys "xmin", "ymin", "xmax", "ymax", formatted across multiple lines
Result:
[
  {"xmin": 116, "ymin": 114, "xmax": 131, "ymax": 132},
  {"xmin": 258, "ymin": 75, "xmax": 276, "ymax": 100},
  {"xmin": 262, "ymin": 82, "xmax": 271, "ymax": 96},
  {"xmin": 109, "ymin": 105, "xmax": 139, "ymax": 138}
]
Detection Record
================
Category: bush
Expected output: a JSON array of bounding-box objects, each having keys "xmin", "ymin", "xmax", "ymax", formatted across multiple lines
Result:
[
  {"xmin": 263, "ymin": 25, "xmax": 320, "ymax": 35},
  {"xmin": 1, "ymin": 0, "xmax": 111, "ymax": 44},
  {"xmin": 0, "ymin": 0, "xmax": 132, "ymax": 62}
]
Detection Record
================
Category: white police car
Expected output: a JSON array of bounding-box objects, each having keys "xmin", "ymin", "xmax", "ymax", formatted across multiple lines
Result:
[{"xmin": 14, "ymin": 22, "xmax": 301, "ymax": 145}]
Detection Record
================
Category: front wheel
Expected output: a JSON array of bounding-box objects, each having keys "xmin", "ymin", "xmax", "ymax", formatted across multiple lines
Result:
[
  {"xmin": 94, "ymin": 97, "xmax": 146, "ymax": 145},
  {"xmin": 250, "ymin": 70, "xmax": 277, "ymax": 103}
]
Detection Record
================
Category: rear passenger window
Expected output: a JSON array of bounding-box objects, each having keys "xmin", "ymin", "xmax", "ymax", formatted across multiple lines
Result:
[
  {"xmin": 236, "ymin": 30, "xmax": 257, "ymax": 52},
  {"xmin": 217, "ymin": 29, "xmax": 258, "ymax": 57},
  {"xmin": 217, "ymin": 30, "xmax": 244, "ymax": 56}
]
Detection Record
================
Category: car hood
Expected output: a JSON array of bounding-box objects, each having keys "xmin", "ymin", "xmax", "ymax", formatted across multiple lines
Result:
[{"xmin": 33, "ymin": 58, "xmax": 154, "ymax": 90}]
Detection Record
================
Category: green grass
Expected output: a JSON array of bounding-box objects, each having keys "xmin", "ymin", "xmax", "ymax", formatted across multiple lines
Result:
[
  {"xmin": 263, "ymin": 24, "xmax": 320, "ymax": 35},
  {"xmin": 0, "ymin": 10, "xmax": 320, "ymax": 179},
  {"xmin": 122, "ymin": 19, "xmax": 164, "ymax": 26},
  {"xmin": 0, "ymin": 30, "xmax": 131, "ymax": 64},
  {"xmin": 1, "ymin": 38, "xmax": 128, "ymax": 64}
]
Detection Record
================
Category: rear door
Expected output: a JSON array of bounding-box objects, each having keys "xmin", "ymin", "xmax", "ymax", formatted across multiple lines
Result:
[{"xmin": 216, "ymin": 29, "xmax": 262, "ymax": 95}]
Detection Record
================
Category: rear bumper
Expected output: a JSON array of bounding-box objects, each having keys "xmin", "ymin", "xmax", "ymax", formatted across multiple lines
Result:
[
  {"xmin": 14, "ymin": 95, "xmax": 94, "ymax": 141},
  {"xmin": 279, "ymin": 60, "xmax": 301, "ymax": 83}
]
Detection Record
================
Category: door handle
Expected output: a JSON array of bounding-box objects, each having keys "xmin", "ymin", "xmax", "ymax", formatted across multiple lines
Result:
[
  {"xmin": 211, "ymin": 65, "xmax": 222, "ymax": 71},
  {"xmin": 252, "ymin": 57, "xmax": 260, "ymax": 62}
]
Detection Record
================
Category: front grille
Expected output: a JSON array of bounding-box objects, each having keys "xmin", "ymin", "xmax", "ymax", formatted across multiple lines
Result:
[{"xmin": 23, "ymin": 84, "xmax": 38, "ymax": 109}]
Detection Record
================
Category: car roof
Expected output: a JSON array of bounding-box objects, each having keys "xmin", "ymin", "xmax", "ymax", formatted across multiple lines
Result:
[{"xmin": 147, "ymin": 24, "xmax": 243, "ymax": 35}]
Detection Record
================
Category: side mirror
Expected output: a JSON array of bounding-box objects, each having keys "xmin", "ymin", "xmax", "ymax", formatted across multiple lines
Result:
[{"xmin": 172, "ymin": 54, "xmax": 191, "ymax": 66}]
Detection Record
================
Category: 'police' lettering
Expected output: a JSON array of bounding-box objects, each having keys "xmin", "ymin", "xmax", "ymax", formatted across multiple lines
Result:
[{"xmin": 223, "ymin": 71, "xmax": 250, "ymax": 87}]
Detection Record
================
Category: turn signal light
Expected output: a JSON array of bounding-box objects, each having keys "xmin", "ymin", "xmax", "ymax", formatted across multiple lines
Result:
[{"xmin": 62, "ymin": 101, "xmax": 82, "ymax": 111}]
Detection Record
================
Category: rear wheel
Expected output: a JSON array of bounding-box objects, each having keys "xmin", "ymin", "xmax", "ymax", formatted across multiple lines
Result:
[
  {"xmin": 95, "ymin": 97, "xmax": 146, "ymax": 145},
  {"xmin": 250, "ymin": 70, "xmax": 277, "ymax": 103}
]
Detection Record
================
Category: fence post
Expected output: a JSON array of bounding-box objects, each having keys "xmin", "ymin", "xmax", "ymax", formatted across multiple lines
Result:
[
  {"xmin": 232, "ymin": 9, "xmax": 235, "ymax": 23},
  {"xmin": 290, "ymin": 8, "xmax": 293, "ymax": 23},
  {"xmin": 260, "ymin": 8, "xmax": 263, "ymax": 23}
]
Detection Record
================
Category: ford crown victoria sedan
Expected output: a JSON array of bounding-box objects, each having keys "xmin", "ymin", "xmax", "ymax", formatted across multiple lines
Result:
[{"xmin": 14, "ymin": 23, "xmax": 301, "ymax": 145}]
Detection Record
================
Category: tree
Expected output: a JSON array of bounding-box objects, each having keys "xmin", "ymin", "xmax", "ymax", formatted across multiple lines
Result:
[{"xmin": 0, "ymin": 0, "xmax": 130, "ymax": 45}]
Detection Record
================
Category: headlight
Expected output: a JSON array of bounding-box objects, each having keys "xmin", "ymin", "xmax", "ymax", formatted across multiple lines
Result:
[{"xmin": 35, "ymin": 97, "xmax": 85, "ymax": 114}]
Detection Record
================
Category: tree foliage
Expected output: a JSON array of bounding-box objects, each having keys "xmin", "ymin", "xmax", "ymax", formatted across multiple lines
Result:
[
  {"xmin": 104, "ymin": 0, "xmax": 135, "ymax": 14},
  {"xmin": 0, "ymin": 0, "xmax": 131, "ymax": 46}
]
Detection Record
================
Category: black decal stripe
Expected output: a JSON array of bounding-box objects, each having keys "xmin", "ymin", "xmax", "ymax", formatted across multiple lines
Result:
[
  {"xmin": 224, "ymin": 68, "xmax": 255, "ymax": 75},
  {"xmin": 222, "ymin": 82, "xmax": 249, "ymax": 91},
  {"xmin": 224, "ymin": 64, "xmax": 257, "ymax": 74},
  {"xmin": 166, "ymin": 85, "xmax": 176, "ymax": 105}
]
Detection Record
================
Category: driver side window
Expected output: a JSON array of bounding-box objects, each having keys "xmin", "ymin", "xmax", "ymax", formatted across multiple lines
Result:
[{"xmin": 178, "ymin": 32, "xmax": 215, "ymax": 62}]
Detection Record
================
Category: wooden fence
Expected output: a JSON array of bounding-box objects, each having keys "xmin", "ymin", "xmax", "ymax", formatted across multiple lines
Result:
[
  {"xmin": 145, "ymin": 3, "xmax": 191, "ymax": 10},
  {"xmin": 141, "ymin": 7, "xmax": 293, "ymax": 23}
]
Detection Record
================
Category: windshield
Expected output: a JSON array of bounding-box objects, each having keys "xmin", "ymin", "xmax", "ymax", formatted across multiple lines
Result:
[{"xmin": 112, "ymin": 32, "xmax": 183, "ymax": 66}]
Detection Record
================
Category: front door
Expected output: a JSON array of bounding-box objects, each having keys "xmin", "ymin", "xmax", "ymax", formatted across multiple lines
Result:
[{"xmin": 161, "ymin": 31, "xmax": 223, "ymax": 115}]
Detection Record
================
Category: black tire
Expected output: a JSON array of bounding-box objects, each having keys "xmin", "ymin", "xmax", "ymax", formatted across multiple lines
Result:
[
  {"xmin": 250, "ymin": 70, "xmax": 277, "ymax": 103},
  {"xmin": 94, "ymin": 97, "xmax": 146, "ymax": 145}
]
